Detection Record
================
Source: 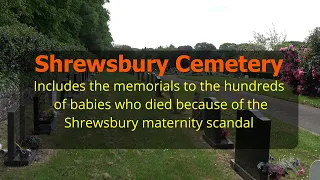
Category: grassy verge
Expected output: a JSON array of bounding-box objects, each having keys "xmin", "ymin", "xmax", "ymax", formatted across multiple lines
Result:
[
  {"xmin": 0, "ymin": 72, "xmax": 237, "ymax": 180},
  {"xmin": 177, "ymin": 75, "xmax": 320, "ymax": 108}
]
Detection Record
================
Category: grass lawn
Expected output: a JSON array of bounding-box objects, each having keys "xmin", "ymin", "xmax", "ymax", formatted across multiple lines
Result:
[
  {"xmin": 177, "ymin": 75, "xmax": 320, "ymax": 108},
  {"xmin": 0, "ymin": 72, "xmax": 318, "ymax": 180}
]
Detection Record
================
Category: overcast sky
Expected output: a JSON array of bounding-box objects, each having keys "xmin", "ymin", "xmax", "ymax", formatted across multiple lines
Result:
[{"xmin": 104, "ymin": 0, "xmax": 319, "ymax": 49}]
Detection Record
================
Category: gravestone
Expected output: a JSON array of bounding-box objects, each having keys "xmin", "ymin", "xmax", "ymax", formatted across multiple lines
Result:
[
  {"xmin": 82, "ymin": 72, "xmax": 85, "ymax": 82},
  {"xmin": 155, "ymin": 76, "xmax": 163, "ymax": 97},
  {"xmin": 169, "ymin": 90, "xmax": 179, "ymax": 114},
  {"xmin": 4, "ymin": 104, "xmax": 37, "ymax": 166},
  {"xmin": 202, "ymin": 97, "xmax": 233, "ymax": 149},
  {"xmin": 137, "ymin": 72, "xmax": 140, "ymax": 80},
  {"xmin": 59, "ymin": 80, "xmax": 67, "ymax": 102},
  {"xmin": 33, "ymin": 91, "xmax": 57, "ymax": 135},
  {"xmin": 310, "ymin": 160, "xmax": 320, "ymax": 180},
  {"xmin": 147, "ymin": 73, "xmax": 152, "ymax": 84},
  {"xmin": 72, "ymin": 73, "xmax": 79, "ymax": 95},
  {"xmin": 192, "ymin": 92, "xmax": 202, "ymax": 124},
  {"xmin": 230, "ymin": 109, "xmax": 271, "ymax": 180},
  {"xmin": 48, "ymin": 90, "xmax": 57, "ymax": 107},
  {"xmin": 145, "ymin": 73, "xmax": 150, "ymax": 84}
]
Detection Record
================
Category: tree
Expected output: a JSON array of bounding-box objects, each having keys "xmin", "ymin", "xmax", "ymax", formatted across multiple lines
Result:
[
  {"xmin": 306, "ymin": 27, "xmax": 320, "ymax": 54},
  {"xmin": 237, "ymin": 43, "xmax": 266, "ymax": 51},
  {"xmin": 178, "ymin": 45, "xmax": 193, "ymax": 51},
  {"xmin": 250, "ymin": 24, "xmax": 287, "ymax": 50},
  {"xmin": 219, "ymin": 43, "xmax": 238, "ymax": 50},
  {"xmin": 194, "ymin": 42, "xmax": 216, "ymax": 50}
]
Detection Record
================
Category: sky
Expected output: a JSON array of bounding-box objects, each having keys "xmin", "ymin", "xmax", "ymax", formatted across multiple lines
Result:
[{"xmin": 104, "ymin": 0, "xmax": 319, "ymax": 49}]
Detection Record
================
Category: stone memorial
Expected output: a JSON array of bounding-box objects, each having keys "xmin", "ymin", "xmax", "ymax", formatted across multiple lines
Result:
[
  {"xmin": 230, "ymin": 109, "xmax": 271, "ymax": 180},
  {"xmin": 4, "ymin": 104, "xmax": 37, "ymax": 166},
  {"xmin": 169, "ymin": 90, "xmax": 179, "ymax": 114},
  {"xmin": 202, "ymin": 97, "xmax": 233, "ymax": 149},
  {"xmin": 155, "ymin": 75, "xmax": 162, "ymax": 97},
  {"xmin": 33, "ymin": 91, "xmax": 57, "ymax": 135}
]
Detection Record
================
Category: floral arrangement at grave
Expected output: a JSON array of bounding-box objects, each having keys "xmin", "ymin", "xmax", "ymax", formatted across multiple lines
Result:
[
  {"xmin": 220, "ymin": 128, "xmax": 230, "ymax": 138},
  {"xmin": 257, "ymin": 155, "xmax": 305, "ymax": 180},
  {"xmin": 39, "ymin": 107, "xmax": 57, "ymax": 122},
  {"xmin": 21, "ymin": 136, "xmax": 42, "ymax": 149},
  {"xmin": 279, "ymin": 27, "xmax": 320, "ymax": 96}
]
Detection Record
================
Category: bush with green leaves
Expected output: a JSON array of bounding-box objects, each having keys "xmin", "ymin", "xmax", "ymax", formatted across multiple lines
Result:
[
  {"xmin": 279, "ymin": 27, "xmax": 320, "ymax": 96},
  {"xmin": 0, "ymin": 24, "xmax": 86, "ymax": 93}
]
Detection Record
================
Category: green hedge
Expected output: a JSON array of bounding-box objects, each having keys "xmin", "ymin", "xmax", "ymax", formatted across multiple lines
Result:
[{"xmin": 0, "ymin": 24, "xmax": 87, "ymax": 92}]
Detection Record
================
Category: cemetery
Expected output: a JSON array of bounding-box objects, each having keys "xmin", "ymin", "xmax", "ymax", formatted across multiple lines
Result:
[
  {"xmin": 0, "ymin": 70, "xmax": 319, "ymax": 179},
  {"xmin": 1, "ymin": 1, "xmax": 319, "ymax": 179}
]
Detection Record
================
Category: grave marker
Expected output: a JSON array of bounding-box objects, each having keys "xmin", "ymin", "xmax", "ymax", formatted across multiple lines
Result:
[
  {"xmin": 230, "ymin": 109, "xmax": 271, "ymax": 180},
  {"xmin": 59, "ymin": 80, "xmax": 67, "ymax": 102},
  {"xmin": 155, "ymin": 75, "xmax": 163, "ymax": 97},
  {"xmin": 145, "ymin": 73, "xmax": 150, "ymax": 84},
  {"xmin": 202, "ymin": 97, "xmax": 233, "ymax": 149},
  {"xmin": 169, "ymin": 90, "xmax": 179, "ymax": 114},
  {"xmin": 137, "ymin": 72, "xmax": 140, "ymax": 80},
  {"xmin": 33, "ymin": 91, "xmax": 57, "ymax": 135},
  {"xmin": 4, "ymin": 104, "xmax": 37, "ymax": 166},
  {"xmin": 192, "ymin": 92, "xmax": 202, "ymax": 125}
]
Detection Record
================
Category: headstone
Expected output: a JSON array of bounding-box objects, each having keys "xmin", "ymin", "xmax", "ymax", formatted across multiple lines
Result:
[
  {"xmin": 202, "ymin": 97, "xmax": 233, "ymax": 149},
  {"xmin": 155, "ymin": 76, "xmax": 162, "ymax": 97},
  {"xmin": 169, "ymin": 90, "xmax": 179, "ymax": 114},
  {"xmin": 48, "ymin": 90, "xmax": 57, "ymax": 107},
  {"xmin": 230, "ymin": 109, "xmax": 271, "ymax": 180},
  {"xmin": 4, "ymin": 104, "xmax": 37, "ymax": 166},
  {"xmin": 192, "ymin": 92, "xmax": 202, "ymax": 121},
  {"xmin": 151, "ymin": 73, "xmax": 156, "ymax": 84},
  {"xmin": 82, "ymin": 72, "xmax": 85, "ymax": 82},
  {"xmin": 310, "ymin": 160, "xmax": 320, "ymax": 180},
  {"xmin": 137, "ymin": 72, "xmax": 140, "ymax": 80},
  {"xmin": 147, "ymin": 73, "xmax": 152, "ymax": 84},
  {"xmin": 33, "ymin": 92, "xmax": 57, "ymax": 135},
  {"xmin": 145, "ymin": 73, "xmax": 149, "ymax": 84},
  {"xmin": 59, "ymin": 80, "xmax": 67, "ymax": 102}
]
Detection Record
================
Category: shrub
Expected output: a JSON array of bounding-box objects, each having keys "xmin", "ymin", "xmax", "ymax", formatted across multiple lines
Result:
[
  {"xmin": 0, "ymin": 24, "xmax": 86, "ymax": 93},
  {"xmin": 279, "ymin": 44, "xmax": 320, "ymax": 96}
]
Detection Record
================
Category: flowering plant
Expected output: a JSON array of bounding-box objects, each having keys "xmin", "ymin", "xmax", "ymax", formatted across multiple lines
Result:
[
  {"xmin": 39, "ymin": 107, "xmax": 57, "ymax": 121},
  {"xmin": 221, "ymin": 128, "xmax": 229, "ymax": 138},
  {"xmin": 257, "ymin": 155, "xmax": 305, "ymax": 180},
  {"xmin": 279, "ymin": 27, "xmax": 320, "ymax": 96}
]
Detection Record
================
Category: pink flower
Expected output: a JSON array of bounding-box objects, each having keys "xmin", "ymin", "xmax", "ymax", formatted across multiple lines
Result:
[
  {"xmin": 304, "ymin": 48, "xmax": 308, "ymax": 52},
  {"xmin": 289, "ymin": 44, "xmax": 294, "ymax": 51},
  {"xmin": 312, "ymin": 69, "xmax": 318, "ymax": 79},
  {"xmin": 295, "ymin": 58, "xmax": 301, "ymax": 63},
  {"xmin": 298, "ymin": 167, "xmax": 305, "ymax": 175},
  {"xmin": 300, "ymin": 79, "xmax": 305, "ymax": 84},
  {"xmin": 298, "ymin": 69, "xmax": 304, "ymax": 78},
  {"xmin": 297, "ymin": 85, "xmax": 302, "ymax": 94}
]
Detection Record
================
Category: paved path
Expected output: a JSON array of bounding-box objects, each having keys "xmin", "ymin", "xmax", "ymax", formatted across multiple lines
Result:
[{"xmin": 162, "ymin": 75, "xmax": 320, "ymax": 135}]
